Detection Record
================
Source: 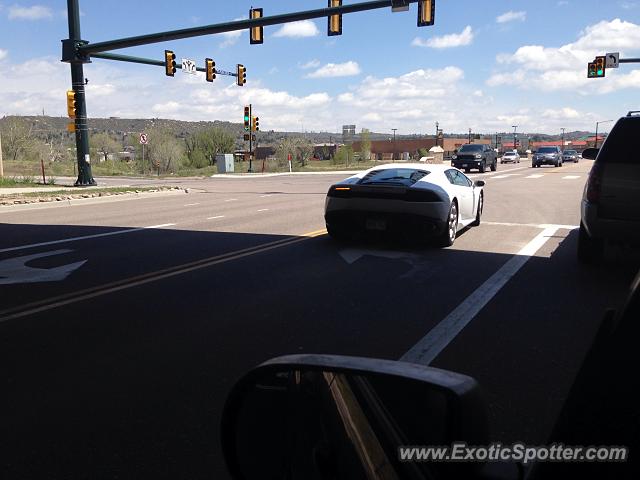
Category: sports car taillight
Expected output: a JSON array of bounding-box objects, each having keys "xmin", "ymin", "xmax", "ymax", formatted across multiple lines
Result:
[
  {"xmin": 327, "ymin": 185, "xmax": 352, "ymax": 198},
  {"xmin": 585, "ymin": 162, "xmax": 604, "ymax": 204}
]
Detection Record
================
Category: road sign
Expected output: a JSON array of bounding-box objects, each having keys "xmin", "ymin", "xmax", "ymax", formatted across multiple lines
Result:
[
  {"xmin": 139, "ymin": 133, "xmax": 148, "ymax": 145},
  {"xmin": 606, "ymin": 52, "xmax": 619, "ymax": 69},
  {"xmin": 181, "ymin": 58, "xmax": 197, "ymax": 75}
]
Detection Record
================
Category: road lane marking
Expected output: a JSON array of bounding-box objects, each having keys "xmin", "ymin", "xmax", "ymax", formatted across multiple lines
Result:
[
  {"xmin": 207, "ymin": 215, "xmax": 225, "ymax": 220},
  {"xmin": 562, "ymin": 175, "xmax": 581, "ymax": 180},
  {"xmin": 400, "ymin": 224, "xmax": 575, "ymax": 366},
  {"xmin": 257, "ymin": 208, "xmax": 269, "ymax": 212},
  {"xmin": 260, "ymin": 194, "xmax": 273, "ymax": 198},
  {"xmin": 525, "ymin": 174, "xmax": 544, "ymax": 178},
  {"xmin": 224, "ymin": 198, "xmax": 238, "ymax": 202},
  {"xmin": 0, "ymin": 229, "xmax": 328, "ymax": 323},
  {"xmin": 484, "ymin": 221, "xmax": 579, "ymax": 229},
  {"xmin": 0, "ymin": 224, "xmax": 176, "ymax": 254},
  {"xmin": 184, "ymin": 203, "xmax": 201, "ymax": 207},
  {"xmin": 0, "ymin": 249, "xmax": 87, "ymax": 285},
  {"xmin": 490, "ymin": 174, "xmax": 521, "ymax": 179}
]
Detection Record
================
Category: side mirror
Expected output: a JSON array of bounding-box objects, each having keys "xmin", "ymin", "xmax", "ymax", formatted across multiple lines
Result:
[
  {"xmin": 221, "ymin": 354, "xmax": 488, "ymax": 479},
  {"xmin": 581, "ymin": 148, "xmax": 599, "ymax": 160},
  {"xmin": 474, "ymin": 180, "xmax": 485, "ymax": 187}
]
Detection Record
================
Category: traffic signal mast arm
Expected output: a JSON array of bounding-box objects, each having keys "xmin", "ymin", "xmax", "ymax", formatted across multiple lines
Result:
[
  {"xmin": 78, "ymin": 1, "xmax": 424, "ymax": 55},
  {"xmin": 91, "ymin": 52, "xmax": 240, "ymax": 77}
]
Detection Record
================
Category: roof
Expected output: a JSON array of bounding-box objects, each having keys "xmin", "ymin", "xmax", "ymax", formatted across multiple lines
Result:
[{"xmin": 366, "ymin": 163, "xmax": 451, "ymax": 172}]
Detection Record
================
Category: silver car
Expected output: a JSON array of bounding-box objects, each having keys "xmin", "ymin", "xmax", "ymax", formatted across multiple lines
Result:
[
  {"xmin": 501, "ymin": 151, "xmax": 520, "ymax": 164},
  {"xmin": 562, "ymin": 149, "xmax": 579, "ymax": 163},
  {"xmin": 579, "ymin": 111, "xmax": 640, "ymax": 263}
]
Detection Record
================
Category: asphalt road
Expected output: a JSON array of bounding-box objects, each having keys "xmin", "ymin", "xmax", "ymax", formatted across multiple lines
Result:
[{"xmin": 1, "ymin": 161, "xmax": 638, "ymax": 479}]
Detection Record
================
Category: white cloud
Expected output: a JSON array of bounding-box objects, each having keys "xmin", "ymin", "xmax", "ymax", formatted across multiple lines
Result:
[
  {"xmin": 496, "ymin": 11, "xmax": 526, "ymax": 24},
  {"xmin": 557, "ymin": 1, "xmax": 569, "ymax": 5},
  {"xmin": 273, "ymin": 20, "xmax": 319, "ymax": 38},
  {"xmin": 219, "ymin": 17, "xmax": 244, "ymax": 48},
  {"xmin": 542, "ymin": 107, "xmax": 581, "ymax": 119},
  {"xmin": 488, "ymin": 19, "xmax": 640, "ymax": 94},
  {"xmin": 412, "ymin": 26, "xmax": 474, "ymax": 49},
  {"xmin": 299, "ymin": 59, "xmax": 321, "ymax": 70},
  {"xmin": 8, "ymin": 4, "xmax": 52, "ymax": 20},
  {"xmin": 306, "ymin": 61, "xmax": 361, "ymax": 78},
  {"xmin": 0, "ymin": 49, "xmax": 8, "ymax": 61}
]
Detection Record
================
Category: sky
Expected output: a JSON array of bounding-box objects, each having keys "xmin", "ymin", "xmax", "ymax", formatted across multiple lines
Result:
[{"xmin": 0, "ymin": 0, "xmax": 639, "ymax": 135}]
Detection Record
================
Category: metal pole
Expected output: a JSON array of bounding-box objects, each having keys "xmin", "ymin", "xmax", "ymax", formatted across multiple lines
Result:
[
  {"xmin": 512, "ymin": 125, "xmax": 518, "ymax": 151},
  {"xmin": 561, "ymin": 128, "xmax": 565, "ymax": 152},
  {"xmin": 0, "ymin": 131, "xmax": 4, "ymax": 178},
  {"xmin": 468, "ymin": 128, "xmax": 471, "ymax": 144},
  {"xmin": 392, "ymin": 128, "xmax": 397, "ymax": 161},
  {"xmin": 594, "ymin": 122, "xmax": 599, "ymax": 149},
  {"xmin": 248, "ymin": 104, "xmax": 253, "ymax": 173},
  {"xmin": 142, "ymin": 143, "xmax": 145, "ymax": 173},
  {"xmin": 435, "ymin": 122, "xmax": 439, "ymax": 147},
  {"xmin": 67, "ymin": 0, "xmax": 96, "ymax": 186}
]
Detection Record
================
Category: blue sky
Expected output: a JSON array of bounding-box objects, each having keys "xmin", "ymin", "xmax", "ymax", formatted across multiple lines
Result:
[{"xmin": 1, "ymin": 0, "xmax": 639, "ymax": 134}]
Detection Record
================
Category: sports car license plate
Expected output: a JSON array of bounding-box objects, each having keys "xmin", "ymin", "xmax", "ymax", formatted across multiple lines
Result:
[{"xmin": 365, "ymin": 219, "xmax": 387, "ymax": 231}]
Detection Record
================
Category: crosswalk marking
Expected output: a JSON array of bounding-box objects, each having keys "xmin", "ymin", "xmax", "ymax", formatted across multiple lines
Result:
[
  {"xmin": 525, "ymin": 174, "xmax": 544, "ymax": 178},
  {"xmin": 491, "ymin": 174, "xmax": 521, "ymax": 179},
  {"xmin": 562, "ymin": 175, "xmax": 581, "ymax": 180}
]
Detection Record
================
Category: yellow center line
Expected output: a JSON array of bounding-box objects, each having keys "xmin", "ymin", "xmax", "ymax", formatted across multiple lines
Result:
[{"xmin": 0, "ymin": 228, "xmax": 328, "ymax": 323}]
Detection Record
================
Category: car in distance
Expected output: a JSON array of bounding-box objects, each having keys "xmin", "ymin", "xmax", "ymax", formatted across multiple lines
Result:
[
  {"xmin": 562, "ymin": 149, "xmax": 579, "ymax": 163},
  {"xmin": 324, "ymin": 164, "xmax": 485, "ymax": 247},
  {"xmin": 451, "ymin": 144, "xmax": 497, "ymax": 173},
  {"xmin": 578, "ymin": 111, "xmax": 640, "ymax": 263},
  {"xmin": 532, "ymin": 146, "xmax": 563, "ymax": 168},
  {"xmin": 501, "ymin": 151, "xmax": 520, "ymax": 164}
]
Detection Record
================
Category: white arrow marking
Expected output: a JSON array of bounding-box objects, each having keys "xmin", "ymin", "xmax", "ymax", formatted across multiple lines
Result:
[
  {"xmin": 0, "ymin": 249, "xmax": 87, "ymax": 285},
  {"xmin": 339, "ymin": 248, "xmax": 437, "ymax": 281}
]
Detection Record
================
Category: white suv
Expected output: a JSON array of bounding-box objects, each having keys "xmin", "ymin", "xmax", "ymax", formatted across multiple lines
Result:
[{"xmin": 578, "ymin": 111, "xmax": 640, "ymax": 263}]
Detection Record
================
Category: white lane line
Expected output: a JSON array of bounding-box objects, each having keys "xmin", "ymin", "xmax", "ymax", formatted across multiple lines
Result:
[
  {"xmin": 260, "ymin": 194, "xmax": 273, "ymax": 198},
  {"xmin": 484, "ymin": 221, "xmax": 579, "ymax": 229},
  {"xmin": 525, "ymin": 174, "xmax": 544, "ymax": 179},
  {"xmin": 207, "ymin": 215, "xmax": 225, "ymax": 220},
  {"xmin": 184, "ymin": 203, "xmax": 201, "ymax": 207},
  {"xmin": 0, "ymin": 223, "xmax": 176, "ymax": 254},
  {"xmin": 491, "ymin": 174, "xmax": 521, "ymax": 179},
  {"xmin": 562, "ymin": 175, "xmax": 581, "ymax": 180},
  {"xmin": 257, "ymin": 208, "xmax": 270, "ymax": 212},
  {"xmin": 400, "ymin": 225, "xmax": 564, "ymax": 366},
  {"xmin": 224, "ymin": 198, "xmax": 238, "ymax": 202}
]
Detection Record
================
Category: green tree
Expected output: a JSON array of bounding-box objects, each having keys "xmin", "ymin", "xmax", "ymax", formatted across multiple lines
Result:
[
  {"xmin": 334, "ymin": 145, "xmax": 353, "ymax": 165},
  {"xmin": 276, "ymin": 137, "xmax": 298, "ymax": 168},
  {"xmin": 184, "ymin": 127, "xmax": 235, "ymax": 168},
  {"xmin": 90, "ymin": 132, "xmax": 121, "ymax": 162},
  {"xmin": 146, "ymin": 127, "xmax": 184, "ymax": 174},
  {"xmin": 295, "ymin": 137, "xmax": 314, "ymax": 167},
  {"xmin": 0, "ymin": 117, "xmax": 34, "ymax": 161},
  {"xmin": 359, "ymin": 128, "xmax": 371, "ymax": 161}
]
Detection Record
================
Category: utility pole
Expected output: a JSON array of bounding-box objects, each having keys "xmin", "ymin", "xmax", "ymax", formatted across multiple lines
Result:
[
  {"xmin": 561, "ymin": 128, "xmax": 565, "ymax": 152},
  {"xmin": 435, "ymin": 121, "xmax": 439, "ymax": 147},
  {"xmin": 0, "ymin": 131, "xmax": 3, "ymax": 178},
  {"xmin": 594, "ymin": 120, "xmax": 613, "ymax": 148},
  {"xmin": 468, "ymin": 128, "xmax": 472, "ymax": 144},
  {"xmin": 65, "ymin": 0, "xmax": 96, "ymax": 186},
  {"xmin": 392, "ymin": 128, "xmax": 397, "ymax": 161},
  {"xmin": 512, "ymin": 125, "xmax": 518, "ymax": 151}
]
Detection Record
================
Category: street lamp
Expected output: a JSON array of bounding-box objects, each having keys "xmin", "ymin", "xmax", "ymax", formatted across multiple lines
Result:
[
  {"xmin": 512, "ymin": 125, "xmax": 518, "ymax": 151},
  {"xmin": 468, "ymin": 128, "xmax": 472, "ymax": 144},
  {"xmin": 561, "ymin": 128, "xmax": 565, "ymax": 152},
  {"xmin": 595, "ymin": 120, "xmax": 613, "ymax": 148},
  {"xmin": 391, "ymin": 128, "xmax": 397, "ymax": 161}
]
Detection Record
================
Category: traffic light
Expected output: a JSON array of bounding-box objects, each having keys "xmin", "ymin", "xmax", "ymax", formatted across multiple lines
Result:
[
  {"xmin": 66, "ymin": 90, "xmax": 77, "ymax": 118},
  {"xmin": 244, "ymin": 106, "xmax": 250, "ymax": 131},
  {"xmin": 250, "ymin": 8, "xmax": 264, "ymax": 44},
  {"xmin": 595, "ymin": 56, "xmax": 606, "ymax": 77},
  {"xmin": 165, "ymin": 50, "xmax": 176, "ymax": 76},
  {"xmin": 252, "ymin": 116, "xmax": 259, "ymax": 132},
  {"xmin": 328, "ymin": 0, "xmax": 342, "ymax": 36},
  {"xmin": 237, "ymin": 64, "xmax": 247, "ymax": 86},
  {"xmin": 417, "ymin": 0, "xmax": 435, "ymax": 27},
  {"xmin": 587, "ymin": 62, "xmax": 597, "ymax": 78},
  {"xmin": 205, "ymin": 58, "xmax": 216, "ymax": 82}
]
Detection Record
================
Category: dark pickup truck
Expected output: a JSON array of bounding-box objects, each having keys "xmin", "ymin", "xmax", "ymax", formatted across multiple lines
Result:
[{"xmin": 451, "ymin": 144, "xmax": 498, "ymax": 173}]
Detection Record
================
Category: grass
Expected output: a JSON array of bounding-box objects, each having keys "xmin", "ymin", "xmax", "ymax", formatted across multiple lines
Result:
[
  {"xmin": 1, "ymin": 185, "xmax": 178, "ymax": 200},
  {"xmin": 0, "ymin": 175, "xmax": 58, "ymax": 188}
]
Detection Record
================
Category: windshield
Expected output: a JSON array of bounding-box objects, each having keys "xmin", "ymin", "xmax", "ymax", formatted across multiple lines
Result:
[
  {"xmin": 2, "ymin": 3, "xmax": 638, "ymax": 480},
  {"xmin": 564, "ymin": 150, "xmax": 577, "ymax": 155},
  {"xmin": 458, "ymin": 144, "xmax": 484, "ymax": 152},
  {"xmin": 359, "ymin": 168, "xmax": 430, "ymax": 185}
]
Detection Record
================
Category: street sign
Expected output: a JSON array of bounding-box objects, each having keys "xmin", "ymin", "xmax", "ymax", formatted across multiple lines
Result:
[
  {"xmin": 181, "ymin": 58, "xmax": 197, "ymax": 75},
  {"xmin": 139, "ymin": 133, "xmax": 148, "ymax": 144},
  {"xmin": 606, "ymin": 52, "xmax": 619, "ymax": 69}
]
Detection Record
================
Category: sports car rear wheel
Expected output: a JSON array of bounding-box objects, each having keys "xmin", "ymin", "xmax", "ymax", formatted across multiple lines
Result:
[{"xmin": 437, "ymin": 201, "xmax": 458, "ymax": 247}]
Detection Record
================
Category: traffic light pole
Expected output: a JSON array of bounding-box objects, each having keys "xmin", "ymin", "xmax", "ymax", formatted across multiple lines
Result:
[
  {"xmin": 248, "ymin": 104, "xmax": 253, "ymax": 173},
  {"xmin": 66, "ymin": 0, "xmax": 96, "ymax": 186}
]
